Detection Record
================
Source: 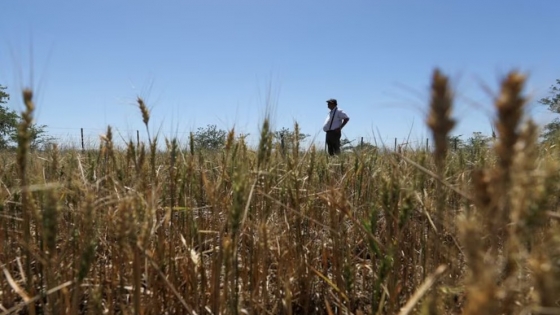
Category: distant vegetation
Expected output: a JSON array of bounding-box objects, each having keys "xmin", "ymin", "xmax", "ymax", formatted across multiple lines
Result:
[
  {"xmin": 1, "ymin": 72, "xmax": 560, "ymax": 314},
  {"xmin": 0, "ymin": 84, "xmax": 52, "ymax": 150}
]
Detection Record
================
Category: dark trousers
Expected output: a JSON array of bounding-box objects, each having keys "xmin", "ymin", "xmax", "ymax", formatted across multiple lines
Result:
[{"xmin": 325, "ymin": 130, "xmax": 341, "ymax": 156}]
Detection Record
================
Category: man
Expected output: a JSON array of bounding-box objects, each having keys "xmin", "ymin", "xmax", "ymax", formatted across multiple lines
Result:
[{"xmin": 323, "ymin": 98, "xmax": 350, "ymax": 156}]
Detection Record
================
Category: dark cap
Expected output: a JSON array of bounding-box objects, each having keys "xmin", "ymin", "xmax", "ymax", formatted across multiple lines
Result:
[{"xmin": 326, "ymin": 98, "xmax": 337, "ymax": 105}]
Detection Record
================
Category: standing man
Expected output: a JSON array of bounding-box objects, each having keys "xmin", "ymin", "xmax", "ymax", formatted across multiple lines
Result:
[{"xmin": 323, "ymin": 98, "xmax": 350, "ymax": 156}]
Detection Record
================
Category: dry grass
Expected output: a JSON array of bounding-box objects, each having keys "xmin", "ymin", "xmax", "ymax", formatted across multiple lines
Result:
[{"xmin": 1, "ymin": 70, "xmax": 560, "ymax": 314}]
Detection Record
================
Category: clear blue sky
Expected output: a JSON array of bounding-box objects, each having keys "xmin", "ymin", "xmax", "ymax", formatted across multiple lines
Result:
[{"xmin": 1, "ymin": 1, "xmax": 559, "ymax": 148}]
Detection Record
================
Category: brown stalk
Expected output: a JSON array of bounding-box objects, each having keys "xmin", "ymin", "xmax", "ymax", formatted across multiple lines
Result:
[
  {"xmin": 18, "ymin": 89, "xmax": 36, "ymax": 315},
  {"xmin": 398, "ymin": 265, "xmax": 447, "ymax": 315},
  {"xmin": 426, "ymin": 69, "xmax": 456, "ymax": 284},
  {"xmin": 426, "ymin": 69, "xmax": 455, "ymax": 168}
]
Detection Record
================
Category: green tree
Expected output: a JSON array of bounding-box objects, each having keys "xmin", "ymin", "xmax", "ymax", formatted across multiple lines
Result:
[
  {"xmin": 0, "ymin": 85, "xmax": 18, "ymax": 149},
  {"xmin": 273, "ymin": 127, "xmax": 310, "ymax": 151},
  {"xmin": 354, "ymin": 140, "xmax": 377, "ymax": 152},
  {"xmin": 463, "ymin": 131, "xmax": 493, "ymax": 157},
  {"xmin": 541, "ymin": 120, "xmax": 560, "ymax": 144},
  {"xmin": 337, "ymin": 138, "xmax": 377, "ymax": 152},
  {"xmin": 539, "ymin": 79, "xmax": 560, "ymax": 143},
  {"xmin": 448, "ymin": 134, "xmax": 465, "ymax": 151},
  {"xmin": 0, "ymin": 85, "xmax": 53, "ymax": 150},
  {"xmin": 340, "ymin": 138, "xmax": 353, "ymax": 151},
  {"xmin": 0, "ymin": 85, "xmax": 8, "ymax": 103},
  {"xmin": 22, "ymin": 123, "xmax": 53, "ymax": 150},
  {"xmin": 192, "ymin": 124, "xmax": 227, "ymax": 150}
]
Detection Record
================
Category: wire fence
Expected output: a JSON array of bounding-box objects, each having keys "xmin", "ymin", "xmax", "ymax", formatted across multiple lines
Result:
[{"xmin": 44, "ymin": 127, "xmax": 435, "ymax": 152}]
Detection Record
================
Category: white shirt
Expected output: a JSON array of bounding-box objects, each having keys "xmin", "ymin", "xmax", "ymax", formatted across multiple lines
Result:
[{"xmin": 323, "ymin": 107, "xmax": 349, "ymax": 132}]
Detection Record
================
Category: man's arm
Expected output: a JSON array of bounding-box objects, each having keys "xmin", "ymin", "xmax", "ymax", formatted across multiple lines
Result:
[{"xmin": 339, "ymin": 118, "xmax": 349, "ymax": 130}]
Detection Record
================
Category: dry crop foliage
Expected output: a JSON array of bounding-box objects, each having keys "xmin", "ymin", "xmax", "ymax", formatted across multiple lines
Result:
[{"xmin": 0, "ymin": 70, "xmax": 559, "ymax": 315}]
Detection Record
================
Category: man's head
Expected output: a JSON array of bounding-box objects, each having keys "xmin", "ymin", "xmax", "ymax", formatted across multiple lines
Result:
[{"xmin": 326, "ymin": 98, "xmax": 337, "ymax": 110}]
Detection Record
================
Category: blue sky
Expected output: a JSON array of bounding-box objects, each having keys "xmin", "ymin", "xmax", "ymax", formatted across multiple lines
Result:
[{"xmin": 1, "ymin": 1, "xmax": 559, "ymax": 148}]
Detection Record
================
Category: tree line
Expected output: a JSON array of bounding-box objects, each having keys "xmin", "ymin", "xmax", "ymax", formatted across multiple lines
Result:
[{"xmin": 2, "ymin": 80, "xmax": 560, "ymax": 151}]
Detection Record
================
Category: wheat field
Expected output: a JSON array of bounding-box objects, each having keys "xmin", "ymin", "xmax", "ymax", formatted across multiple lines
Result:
[{"xmin": 1, "ymin": 69, "xmax": 559, "ymax": 315}]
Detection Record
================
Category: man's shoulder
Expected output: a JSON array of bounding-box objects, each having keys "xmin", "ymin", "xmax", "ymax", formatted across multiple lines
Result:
[{"xmin": 337, "ymin": 108, "xmax": 349, "ymax": 116}]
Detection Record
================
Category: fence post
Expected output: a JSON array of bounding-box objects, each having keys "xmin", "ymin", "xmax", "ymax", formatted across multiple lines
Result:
[
  {"xmin": 81, "ymin": 128, "xmax": 84, "ymax": 152},
  {"xmin": 280, "ymin": 133, "xmax": 285, "ymax": 156},
  {"xmin": 394, "ymin": 138, "xmax": 397, "ymax": 151},
  {"xmin": 137, "ymin": 130, "xmax": 140, "ymax": 148},
  {"xmin": 361, "ymin": 137, "xmax": 363, "ymax": 146},
  {"xmin": 426, "ymin": 138, "xmax": 429, "ymax": 151}
]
